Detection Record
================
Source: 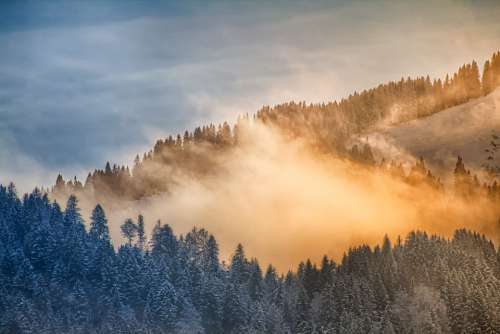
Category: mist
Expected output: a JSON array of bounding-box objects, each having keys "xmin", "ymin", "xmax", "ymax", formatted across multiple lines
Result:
[
  {"xmin": 3, "ymin": 0, "xmax": 500, "ymax": 189},
  {"xmin": 55, "ymin": 122, "xmax": 499, "ymax": 272},
  {"xmin": 360, "ymin": 88, "xmax": 500, "ymax": 182}
]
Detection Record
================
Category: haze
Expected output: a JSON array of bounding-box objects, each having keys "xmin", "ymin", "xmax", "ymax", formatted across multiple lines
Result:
[{"xmin": 2, "ymin": 0, "xmax": 500, "ymax": 191}]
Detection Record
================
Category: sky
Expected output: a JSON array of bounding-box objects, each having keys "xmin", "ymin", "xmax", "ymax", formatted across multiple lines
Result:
[{"xmin": 1, "ymin": 0, "xmax": 500, "ymax": 192}]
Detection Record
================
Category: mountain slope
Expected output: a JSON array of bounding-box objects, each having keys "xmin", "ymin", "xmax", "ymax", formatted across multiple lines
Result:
[
  {"xmin": 363, "ymin": 88, "xmax": 500, "ymax": 176},
  {"xmin": 52, "ymin": 50, "xmax": 500, "ymax": 199}
]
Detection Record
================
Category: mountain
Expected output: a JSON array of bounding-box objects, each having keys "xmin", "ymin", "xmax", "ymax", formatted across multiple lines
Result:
[
  {"xmin": 52, "ymin": 51, "xmax": 500, "ymax": 200},
  {"xmin": 3, "ymin": 48, "xmax": 500, "ymax": 334},
  {"xmin": 359, "ymin": 88, "xmax": 500, "ymax": 177}
]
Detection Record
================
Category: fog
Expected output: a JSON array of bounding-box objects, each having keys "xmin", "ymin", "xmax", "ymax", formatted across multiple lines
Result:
[
  {"xmin": 361, "ymin": 88, "xmax": 500, "ymax": 181},
  {"xmin": 3, "ymin": 0, "xmax": 500, "ymax": 189},
  {"xmin": 57, "ymin": 122, "xmax": 500, "ymax": 271}
]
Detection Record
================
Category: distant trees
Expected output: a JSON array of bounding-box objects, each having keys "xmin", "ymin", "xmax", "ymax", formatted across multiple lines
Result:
[
  {"xmin": 0, "ymin": 184, "xmax": 499, "ymax": 333},
  {"xmin": 121, "ymin": 219, "xmax": 137, "ymax": 246},
  {"xmin": 351, "ymin": 151, "xmax": 500, "ymax": 200},
  {"xmin": 53, "ymin": 51, "xmax": 500, "ymax": 202},
  {"xmin": 89, "ymin": 204, "xmax": 110, "ymax": 243},
  {"xmin": 482, "ymin": 51, "xmax": 500, "ymax": 95},
  {"xmin": 136, "ymin": 214, "xmax": 146, "ymax": 251},
  {"xmin": 454, "ymin": 156, "xmax": 474, "ymax": 197}
]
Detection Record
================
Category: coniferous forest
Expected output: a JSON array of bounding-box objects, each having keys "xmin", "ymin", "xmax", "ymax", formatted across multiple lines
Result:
[
  {"xmin": 53, "ymin": 51, "xmax": 500, "ymax": 201},
  {"xmin": 1, "ymin": 185, "xmax": 499, "ymax": 334}
]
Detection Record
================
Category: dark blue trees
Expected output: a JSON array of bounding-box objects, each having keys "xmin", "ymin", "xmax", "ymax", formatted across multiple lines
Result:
[{"xmin": 0, "ymin": 186, "xmax": 499, "ymax": 333}]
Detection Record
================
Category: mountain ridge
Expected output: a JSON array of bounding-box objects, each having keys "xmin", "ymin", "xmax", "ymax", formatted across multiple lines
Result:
[{"xmin": 52, "ymin": 51, "xmax": 500, "ymax": 201}]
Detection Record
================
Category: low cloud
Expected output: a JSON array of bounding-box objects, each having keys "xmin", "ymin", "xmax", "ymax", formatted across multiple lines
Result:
[{"xmin": 62, "ymin": 124, "xmax": 500, "ymax": 271}]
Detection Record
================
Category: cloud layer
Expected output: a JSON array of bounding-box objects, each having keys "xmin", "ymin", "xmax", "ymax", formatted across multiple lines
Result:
[{"xmin": 58, "ymin": 123, "xmax": 499, "ymax": 271}]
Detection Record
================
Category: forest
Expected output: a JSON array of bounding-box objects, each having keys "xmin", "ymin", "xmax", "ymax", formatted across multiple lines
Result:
[
  {"xmin": 2, "ymin": 51, "xmax": 500, "ymax": 334},
  {"xmin": 52, "ymin": 52, "xmax": 500, "ymax": 201},
  {"xmin": 0, "ymin": 185, "xmax": 499, "ymax": 333},
  {"xmin": 5, "ymin": 0, "xmax": 500, "ymax": 332}
]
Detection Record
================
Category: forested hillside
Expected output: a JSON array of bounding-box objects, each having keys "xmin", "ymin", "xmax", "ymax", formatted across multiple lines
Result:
[
  {"xmin": 5, "ymin": 51, "xmax": 500, "ymax": 334},
  {"xmin": 356, "ymin": 86, "xmax": 500, "ymax": 175},
  {"xmin": 5, "ymin": 1, "xmax": 500, "ymax": 333},
  {"xmin": 0, "ymin": 185, "xmax": 499, "ymax": 333},
  {"xmin": 52, "ymin": 52, "xmax": 500, "ymax": 201}
]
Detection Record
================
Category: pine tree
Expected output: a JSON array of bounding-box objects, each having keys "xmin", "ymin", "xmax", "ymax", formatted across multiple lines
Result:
[
  {"xmin": 230, "ymin": 243, "xmax": 248, "ymax": 285},
  {"xmin": 248, "ymin": 258, "xmax": 264, "ymax": 301},
  {"xmin": 89, "ymin": 204, "xmax": 110, "ymax": 244},
  {"xmin": 222, "ymin": 282, "xmax": 250, "ymax": 333},
  {"xmin": 136, "ymin": 214, "xmax": 146, "ymax": 251},
  {"xmin": 63, "ymin": 195, "xmax": 84, "ymax": 230},
  {"xmin": 121, "ymin": 219, "xmax": 137, "ymax": 246},
  {"xmin": 144, "ymin": 273, "xmax": 179, "ymax": 332},
  {"xmin": 62, "ymin": 195, "xmax": 89, "ymax": 284},
  {"xmin": 483, "ymin": 60, "xmax": 493, "ymax": 95}
]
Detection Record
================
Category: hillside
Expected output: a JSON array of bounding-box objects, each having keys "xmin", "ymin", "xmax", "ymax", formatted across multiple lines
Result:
[
  {"xmin": 361, "ymin": 88, "xmax": 500, "ymax": 177},
  {"xmin": 52, "ymin": 51, "xmax": 500, "ymax": 200},
  {"xmin": 4, "ymin": 2, "xmax": 500, "ymax": 333}
]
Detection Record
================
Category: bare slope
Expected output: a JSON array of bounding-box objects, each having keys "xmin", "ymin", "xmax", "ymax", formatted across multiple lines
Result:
[{"xmin": 361, "ymin": 88, "xmax": 500, "ymax": 177}]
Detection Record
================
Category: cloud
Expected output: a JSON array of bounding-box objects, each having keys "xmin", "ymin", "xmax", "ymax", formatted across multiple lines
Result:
[
  {"xmin": 361, "ymin": 88, "xmax": 500, "ymax": 181},
  {"xmin": 60, "ymin": 123, "xmax": 500, "ymax": 271},
  {"xmin": 1, "ymin": 0, "xmax": 500, "ymax": 191}
]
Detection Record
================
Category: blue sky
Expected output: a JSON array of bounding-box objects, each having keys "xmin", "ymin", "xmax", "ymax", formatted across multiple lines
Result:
[{"xmin": 1, "ymin": 0, "xmax": 500, "ymax": 191}]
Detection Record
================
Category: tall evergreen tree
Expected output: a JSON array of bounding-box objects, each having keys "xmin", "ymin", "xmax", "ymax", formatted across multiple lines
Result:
[
  {"xmin": 136, "ymin": 214, "xmax": 146, "ymax": 251},
  {"xmin": 121, "ymin": 219, "xmax": 137, "ymax": 246},
  {"xmin": 89, "ymin": 204, "xmax": 110, "ymax": 244}
]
